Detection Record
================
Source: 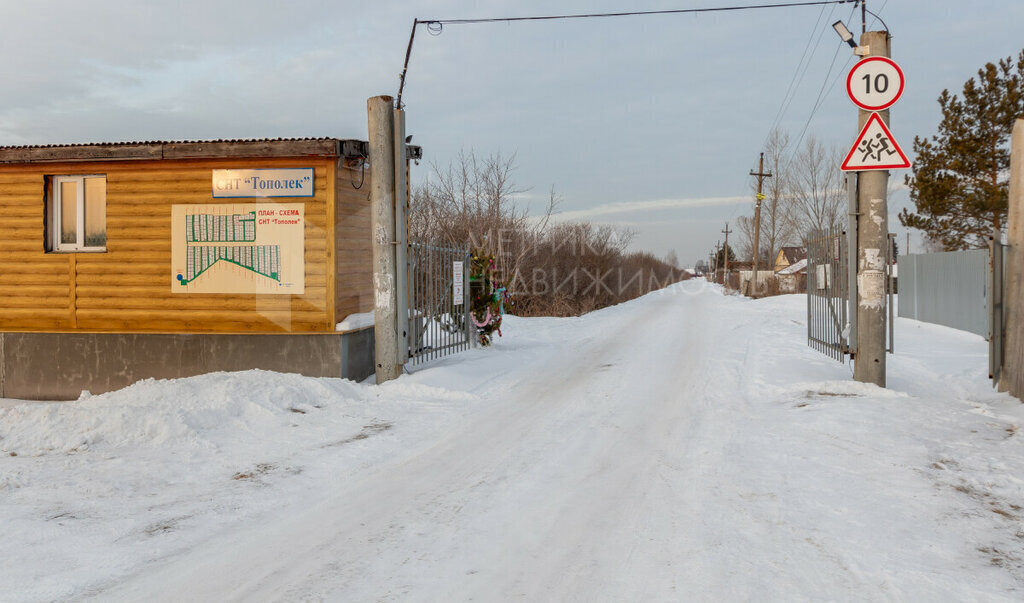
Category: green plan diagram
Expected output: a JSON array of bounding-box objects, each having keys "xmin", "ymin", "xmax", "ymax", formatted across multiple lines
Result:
[
  {"xmin": 172, "ymin": 203, "xmax": 304, "ymax": 295},
  {"xmin": 178, "ymin": 212, "xmax": 280, "ymax": 285}
]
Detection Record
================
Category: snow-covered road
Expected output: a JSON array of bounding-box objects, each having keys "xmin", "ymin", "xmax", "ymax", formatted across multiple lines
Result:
[{"xmin": 4, "ymin": 280, "xmax": 1024, "ymax": 600}]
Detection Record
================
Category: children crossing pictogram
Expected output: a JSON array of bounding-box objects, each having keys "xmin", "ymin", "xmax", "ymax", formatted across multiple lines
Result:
[{"xmin": 840, "ymin": 112, "xmax": 910, "ymax": 171}]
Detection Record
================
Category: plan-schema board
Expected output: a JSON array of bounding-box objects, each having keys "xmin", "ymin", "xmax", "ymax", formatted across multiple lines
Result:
[{"xmin": 171, "ymin": 204, "xmax": 304, "ymax": 294}]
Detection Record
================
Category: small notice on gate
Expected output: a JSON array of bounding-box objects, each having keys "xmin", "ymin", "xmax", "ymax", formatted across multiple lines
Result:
[{"xmin": 452, "ymin": 261, "xmax": 464, "ymax": 305}]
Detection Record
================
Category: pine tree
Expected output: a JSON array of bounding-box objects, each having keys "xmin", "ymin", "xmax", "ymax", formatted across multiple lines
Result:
[
  {"xmin": 899, "ymin": 50, "xmax": 1024, "ymax": 250},
  {"xmin": 716, "ymin": 244, "xmax": 736, "ymax": 266}
]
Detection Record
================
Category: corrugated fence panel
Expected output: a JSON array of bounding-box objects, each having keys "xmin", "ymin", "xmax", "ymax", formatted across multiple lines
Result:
[{"xmin": 897, "ymin": 249, "xmax": 988, "ymax": 336}]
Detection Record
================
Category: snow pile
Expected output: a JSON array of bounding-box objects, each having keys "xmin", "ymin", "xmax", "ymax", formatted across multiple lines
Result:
[
  {"xmin": 0, "ymin": 371, "xmax": 369, "ymax": 456},
  {"xmin": 336, "ymin": 310, "xmax": 374, "ymax": 331}
]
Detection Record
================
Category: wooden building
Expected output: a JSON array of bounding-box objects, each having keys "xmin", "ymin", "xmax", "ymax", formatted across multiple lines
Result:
[
  {"xmin": 773, "ymin": 246, "xmax": 807, "ymax": 273},
  {"xmin": 0, "ymin": 138, "xmax": 389, "ymax": 400}
]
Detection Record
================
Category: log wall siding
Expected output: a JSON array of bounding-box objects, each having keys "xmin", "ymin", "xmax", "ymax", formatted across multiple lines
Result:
[
  {"xmin": 334, "ymin": 160, "xmax": 373, "ymax": 323},
  {"xmin": 0, "ymin": 156, "xmax": 369, "ymax": 334}
]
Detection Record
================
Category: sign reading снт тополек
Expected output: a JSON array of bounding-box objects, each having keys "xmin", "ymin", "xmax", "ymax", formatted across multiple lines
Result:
[{"xmin": 212, "ymin": 168, "xmax": 314, "ymax": 198}]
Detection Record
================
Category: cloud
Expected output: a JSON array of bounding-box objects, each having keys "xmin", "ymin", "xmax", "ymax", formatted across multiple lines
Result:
[{"xmin": 549, "ymin": 195, "xmax": 749, "ymax": 222}]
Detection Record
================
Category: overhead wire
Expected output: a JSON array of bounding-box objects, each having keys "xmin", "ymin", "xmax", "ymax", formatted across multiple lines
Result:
[
  {"xmin": 397, "ymin": 0, "xmax": 858, "ymax": 106},
  {"xmin": 779, "ymin": 0, "xmax": 859, "ymax": 173},
  {"xmin": 422, "ymin": 1, "xmax": 857, "ymax": 27},
  {"xmin": 765, "ymin": 3, "xmax": 834, "ymax": 142}
]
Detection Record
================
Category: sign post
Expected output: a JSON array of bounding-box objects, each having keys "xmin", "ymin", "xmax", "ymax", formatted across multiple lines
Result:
[{"xmin": 843, "ymin": 36, "xmax": 907, "ymax": 387}]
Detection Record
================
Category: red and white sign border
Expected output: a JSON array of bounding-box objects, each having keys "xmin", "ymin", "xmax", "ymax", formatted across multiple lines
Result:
[
  {"xmin": 840, "ymin": 112, "xmax": 911, "ymax": 172},
  {"xmin": 846, "ymin": 56, "xmax": 905, "ymax": 112}
]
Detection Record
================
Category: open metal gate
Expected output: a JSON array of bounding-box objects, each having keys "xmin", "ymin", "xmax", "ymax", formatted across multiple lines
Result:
[
  {"xmin": 406, "ymin": 242, "xmax": 472, "ymax": 367},
  {"xmin": 807, "ymin": 227, "xmax": 850, "ymax": 362},
  {"xmin": 806, "ymin": 225, "xmax": 895, "ymax": 363}
]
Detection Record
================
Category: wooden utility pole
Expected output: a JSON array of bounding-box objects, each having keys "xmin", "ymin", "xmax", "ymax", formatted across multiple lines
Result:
[
  {"xmin": 853, "ymin": 30, "xmax": 891, "ymax": 387},
  {"xmin": 713, "ymin": 241, "xmax": 721, "ymax": 283},
  {"xmin": 749, "ymin": 153, "xmax": 772, "ymax": 296},
  {"xmin": 721, "ymin": 223, "xmax": 732, "ymax": 288},
  {"xmin": 367, "ymin": 95, "xmax": 401, "ymax": 383}
]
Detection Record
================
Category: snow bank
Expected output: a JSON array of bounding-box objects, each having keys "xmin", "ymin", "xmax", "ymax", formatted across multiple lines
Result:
[
  {"xmin": 336, "ymin": 310, "xmax": 374, "ymax": 331},
  {"xmin": 0, "ymin": 371, "xmax": 368, "ymax": 457}
]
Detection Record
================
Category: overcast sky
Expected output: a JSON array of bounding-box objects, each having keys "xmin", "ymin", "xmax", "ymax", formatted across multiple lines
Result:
[{"xmin": 2, "ymin": 0, "xmax": 1022, "ymax": 266}]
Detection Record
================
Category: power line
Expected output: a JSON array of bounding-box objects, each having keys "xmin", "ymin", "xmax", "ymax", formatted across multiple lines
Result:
[
  {"xmin": 397, "ymin": 0, "xmax": 858, "ymax": 107},
  {"xmin": 422, "ymin": 1, "xmax": 856, "ymax": 26},
  {"xmin": 779, "ymin": 0, "xmax": 890, "ymax": 168},
  {"xmin": 767, "ymin": 3, "xmax": 839, "ymax": 141},
  {"xmin": 789, "ymin": 40, "xmax": 847, "ymax": 161},
  {"xmin": 766, "ymin": 4, "xmax": 831, "ymax": 138},
  {"xmin": 780, "ymin": 0, "xmax": 858, "ymax": 171}
]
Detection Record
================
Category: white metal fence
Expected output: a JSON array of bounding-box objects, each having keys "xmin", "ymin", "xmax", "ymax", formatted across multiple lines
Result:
[{"xmin": 897, "ymin": 249, "xmax": 989, "ymax": 337}]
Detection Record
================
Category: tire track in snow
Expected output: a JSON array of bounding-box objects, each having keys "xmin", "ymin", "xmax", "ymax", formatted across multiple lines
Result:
[{"xmin": 92, "ymin": 285, "xmax": 725, "ymax": 601}]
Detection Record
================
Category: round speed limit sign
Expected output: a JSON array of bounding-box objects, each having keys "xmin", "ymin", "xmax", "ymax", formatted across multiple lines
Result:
[{"xmin": 846, "ymin": 57, "xmax": 904, "ymax": 111}]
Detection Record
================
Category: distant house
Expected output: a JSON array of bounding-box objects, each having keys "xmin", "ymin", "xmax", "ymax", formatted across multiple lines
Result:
[
  {"xmin": 776, "ymin": 257, "xmax": 808, "ymax": 293},
  {"xmin": 774, "ymin": 246, "xmax": 807, "ymax": 273}
]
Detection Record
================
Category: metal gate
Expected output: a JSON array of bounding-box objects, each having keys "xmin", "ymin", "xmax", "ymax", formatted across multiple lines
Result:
[
  {"xmin": 406, "ymin": 242, "xmax": 472, "ymax": 367},
  {"xmin": 807, "ymin": 227, "xmax": 895, "ymax": 363},
  {"xmin": 807, "ymin": 227, "xmax": 850, "ymax": 362}
]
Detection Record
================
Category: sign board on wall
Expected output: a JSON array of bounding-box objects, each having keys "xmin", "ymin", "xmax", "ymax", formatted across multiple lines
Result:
[
  {"xmin": 212, "ymin": 168, "xmax": 314, "ymax": 198},
  {"xmin": 171, "ymin": 203, "xmax": 305, "ymax": 294}
]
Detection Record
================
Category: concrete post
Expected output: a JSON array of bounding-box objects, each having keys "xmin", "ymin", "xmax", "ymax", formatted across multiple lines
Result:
[
  {"xmin": 853, "ymin": 31, "xmax": 890, "ymax": 387},
  {"xmin": 1000, "ymin": 118, "xmax": 1024, "ymax": 396},
  {"xmin": 393, "ymin": 108, "xmax": 409, "ymax": 366},
  {"xmin": 367, "ymin": 96, "xmax": 401, "ymax": 383}
]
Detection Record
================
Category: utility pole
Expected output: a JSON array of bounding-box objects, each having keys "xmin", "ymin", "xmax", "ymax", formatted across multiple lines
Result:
[
  {"xmin": 721, "ymin": 223, "xmax": 732, "ymax": 289},
  {"xmin": 713, "ymin": 241, "xmax": 721, "ymax": 283},
  {"xmin": 367, "ymin": 95, "xmax": 401, "ymax": 383},
  {"xmin": 853, "ymin": 30, "xmax": 891, "ymax": 387},
  {"xmin": 749, "ymin": 153, "xmax": 772, "ymax": 296}
]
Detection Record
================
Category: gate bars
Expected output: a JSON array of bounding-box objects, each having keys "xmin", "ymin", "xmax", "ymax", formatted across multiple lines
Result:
[
  {"xmin": 807, "ymin": 228, "xmax": 850, "ymax": 362},
  {"xmin": 406, "ymin": 242, "xmax": 472, "ymax": 366},
  {"xmin": 806, "ymin": 227, "xmax": 895, "ymax": 363}
]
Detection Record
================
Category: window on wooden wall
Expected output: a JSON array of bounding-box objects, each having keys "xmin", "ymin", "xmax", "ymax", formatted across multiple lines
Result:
[{"xmin": 48, "ymin": 175, "xmax": 106, "ymax": 252}]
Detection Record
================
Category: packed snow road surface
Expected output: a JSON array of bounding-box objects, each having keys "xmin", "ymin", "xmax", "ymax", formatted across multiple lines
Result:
[{"xmin": 3, "ymin": 280, "xmax": 1024, "ymax": 601}]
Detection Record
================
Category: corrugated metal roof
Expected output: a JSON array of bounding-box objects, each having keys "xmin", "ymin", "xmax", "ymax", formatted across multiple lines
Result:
[
  {"xmin": 0, "ymin": 137, "xmax": 370, "ymax": 163},
  {"xmin": 0, "ymin": 137, "xmax": 341, "ymax": 150}
]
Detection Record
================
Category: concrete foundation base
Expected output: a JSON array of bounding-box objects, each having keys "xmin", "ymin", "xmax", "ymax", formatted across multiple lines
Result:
[{"xmin": 0, "ymin": 329, "xmax": 375, "ymax": 401}]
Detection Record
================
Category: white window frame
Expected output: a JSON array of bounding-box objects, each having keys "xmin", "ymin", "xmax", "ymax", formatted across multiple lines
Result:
[{"xmin": 51, "ymin": 174, "xmax": 106, "ymax": 252}]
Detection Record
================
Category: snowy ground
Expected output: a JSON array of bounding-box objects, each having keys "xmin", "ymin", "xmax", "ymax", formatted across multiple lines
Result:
[{"xmin": 2, "ymin": 279, "xmax": 1024, "ymax": 601}]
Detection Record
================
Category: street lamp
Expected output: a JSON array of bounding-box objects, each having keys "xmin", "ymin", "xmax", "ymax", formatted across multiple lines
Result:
[{"xmin": 832, "ymin": 20, "xmax": 857, "ymax": 48}]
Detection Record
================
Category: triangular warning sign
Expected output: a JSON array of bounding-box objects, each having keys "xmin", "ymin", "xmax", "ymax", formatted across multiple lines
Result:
[{"xmin": 840, "ymin": 112, "xmax": 911, "ymax": 171}]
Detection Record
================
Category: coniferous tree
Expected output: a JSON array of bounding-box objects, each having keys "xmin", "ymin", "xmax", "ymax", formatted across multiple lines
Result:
[
  {"xmin": 899, "ymin": 50, "xmax": 1024, "ymax": 250},
  {"xmin": 716, "ymin": 244, "xmax": 736, "ymax": 266}
]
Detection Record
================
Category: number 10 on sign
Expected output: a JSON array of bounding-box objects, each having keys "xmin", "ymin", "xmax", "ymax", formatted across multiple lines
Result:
[{"xmin": 846, "ymin": 56, "xmax": 904, "ymax": 111}]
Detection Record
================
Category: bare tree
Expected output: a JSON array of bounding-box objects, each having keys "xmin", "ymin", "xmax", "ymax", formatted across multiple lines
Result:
[
  {"xmin": 786, "ymin": 135, "xmax": 845, "ymax": 236},
  {"xmin": 410, "ymin": 149, "xmax": 686, "ymax": 317},
  {"xmin": 410, "ymin": 150, "xmax": 556, "ymax": 282},
  {"xmin": 664, "ymin": 249, "xmax": 679, "ymax": 268},
  {"xmin": 735, "ymin": 214, "xmax": 759, "ymax": 264}
]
